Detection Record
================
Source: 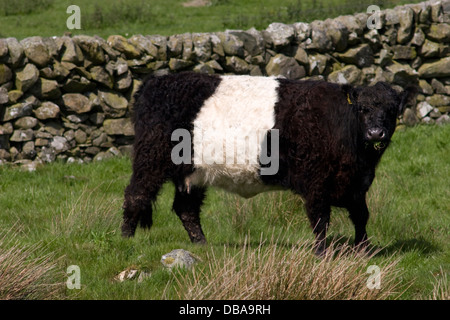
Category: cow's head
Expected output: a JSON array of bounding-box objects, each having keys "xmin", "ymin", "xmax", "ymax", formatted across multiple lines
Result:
[{"xmin": 344, "ymin": 82, "xmax": 417, "ymax": 149}]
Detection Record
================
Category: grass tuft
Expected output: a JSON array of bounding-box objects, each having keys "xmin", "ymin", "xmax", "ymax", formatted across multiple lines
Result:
[
  {"xmin": 0, "ymin": 227, "xmax": 65, "ymax": 300},
  {"xmin": 171, "ymin": 235, "xmax": 403, "ymax": 300}
]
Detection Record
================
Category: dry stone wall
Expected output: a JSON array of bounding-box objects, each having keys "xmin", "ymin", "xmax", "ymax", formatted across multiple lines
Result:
[{"xmin": 0, "ymin": 0, "xmax": 449, "ymax": 168}]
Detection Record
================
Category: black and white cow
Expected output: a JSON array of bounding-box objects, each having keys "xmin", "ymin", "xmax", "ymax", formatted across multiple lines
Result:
[{"xmin": 122, "ymin": 72, "xmax": 415, "ymax": 255}]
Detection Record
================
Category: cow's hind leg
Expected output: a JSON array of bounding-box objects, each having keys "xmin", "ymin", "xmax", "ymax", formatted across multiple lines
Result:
[
  {"xmin": 172, "ymin": 185, "xmax": 207, "ymax": 244},
  {"xmin": 122, "ymin": 174, "xmax": 165, "ymax": 237},
  {"xmin": 122, "ymin": 125, "xmax": 172, "ymax": 237}
]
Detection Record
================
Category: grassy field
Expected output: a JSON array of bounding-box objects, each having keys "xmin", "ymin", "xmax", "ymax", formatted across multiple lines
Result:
[
  {"xmin": 0, "ymin": 0, "xmax": 426, "ymax": 39},
  {"xmin": 0, "ymin": 124, "xmax": 448, "ymax": 300}
]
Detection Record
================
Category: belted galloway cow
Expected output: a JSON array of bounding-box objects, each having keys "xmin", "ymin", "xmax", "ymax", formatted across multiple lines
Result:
[{"xmin": 122, "ymin": 72, "xmax": 416, "ymax": 255}]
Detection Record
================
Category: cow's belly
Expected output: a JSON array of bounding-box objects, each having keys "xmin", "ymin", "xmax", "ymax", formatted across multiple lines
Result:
[
  {"xmin": 186, "ymin": 165, "xmax": 283, "ymax": 198},
  {"xmin": 187, "ymin": 75, "xmax": 282, "ymax": 198}
]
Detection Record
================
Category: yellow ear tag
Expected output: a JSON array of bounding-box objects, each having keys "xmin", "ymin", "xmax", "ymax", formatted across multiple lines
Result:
[{"xmin": 347, "ymin": 94, "xmax": 352, "ymax": 105}]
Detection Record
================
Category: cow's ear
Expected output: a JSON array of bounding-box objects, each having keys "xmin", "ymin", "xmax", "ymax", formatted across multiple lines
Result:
[
  {"xmin": 341, "ymin": 84, "xmax": 359, "ymax": 105},
  {"xmin": 398, "ymin": 86, "xmax": 418, "ymax": 115}
]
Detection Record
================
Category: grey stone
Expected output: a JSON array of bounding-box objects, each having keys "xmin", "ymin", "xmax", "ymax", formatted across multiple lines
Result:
[
  {"xmin": 427, "ymin": 23, "xmax": 450, "ymax": 42},
  {"xmin": 410, "ymin": 27, "xmax": 425, "ymax": 46},
  {"xmin": 107, "ymin": 35, "xmax": 142, "ymax": 59},
  {"xmin": 14, "ymin": 117, "xmax": 38, "ymax": 129},
  {"xmin": 15, "ymin": 63, "xmax": 39, "ymax": 92},
  {"xmin": 167, "ymin": 34, "xmax": 184, "ymax": 57},
  {"xmin": 430, "ymin": 79, "xmax": 447, "ymax": 94},
  {"xmin": 129, "ymin": 34, "xmax": 158, "ymax": 58},
  {"xmin": 5, "ymin": 38, "xmax": 24, "ymax": 67},
  {"xmin": 44, "ymin": 121, "xmax": 65, "ymax": 136},
  {"xmin": 148, "ymin": 35, "xmax": 168, "ymax": 61},
  {"xmin": 10, "ymin": 129, "xmax": 34, "ymax": 142},
  {"xmin": 20, "ymin": 36, "xmax": 51, "ymax": 67},
  {"xmin": 161, "ymin": 249, "xmax": 200, "ymax": 269},
  {"xmin": 115, "ymin": 70, "xmax": 133, "ymax": 92},
  {"xmin": 217, "ymin": 32, "xmax": 245, "ymax": 57},
  {"xmin": 308, "ymin": 53, "xmax": 328, "ymax": 75},
  {"xmin": 426, "ymin": 94, "xmax": 450, "ymax": 107},
  {"xmin": 103, "ymin": 118, "xmax": 134, "ymax": 136},
  {"xmin": 0, "ymin": 64, "xmax": 13, "ymax": 85},
  {"xmin": 34, "ymin": 102, "xmax": 60, "ymax": 120},
  {"xmin": 39, "ymin": 146, "xmax": 56, "ymax": 163},
  {"xmin": 294, "ymin": 47, "xmax": 309, "ymax": 65},
  {"xmin": 33, "ymin": 78, "xmax": 61, "ymax": 100},
  {"xmin": 308, "ymin": 20, "xmax": 333, "ymax": 52},
  {"xmin": 74, "ymin": 129, "xmax": 87, "ymax": 144},
  {"xmin": 328, "ymin": 65, "xmax": 362, "ymax": 85},
  {"xmin": 0, "ymin": 123, "xmax": 13, "ymax": 135},
  {"xmin": 169, "ymin": 58, "xmax": 194, "ymax": 71},
  {"xmin": 224, "ymin": 56, "xmax": 250, "ymax": 74},
  {"xmin": 22, "ymin": 141, "xmax": 36, "ymax": 159},
  {"xmin": 192, "ymin": 33, "xmax": 212, "ymax": 62},
  {"xmin": 402, "ymin": 108, "xmax": 419, "ymax": 126},
  {"xmin": 63, "ymin": 93, "xmax": 92, "ymax": 114},
  {"xmin": 114, "ymin": 267, "xmax": 151, "ymax": 283},
  {"xmin": 336, "ymin": 44, "xmax": 373, "ymax": 68},
  {"xmin": 63, "ymin": 76, "xmax": 95, "ymax": 93},
  {"xmin": 293, "ymin": 22, "xmax": 310, "ymax": 42},
  {"xmin": 436, "ymin": 114, "xmax": 450, "ymax": 125},
  {"xmin": 420, "ymin": 39, "xmax": 442, "ymax": 58},
  {"xmin": 385, "ymin": 62, "xmax": 418, "ymax": 86},
  {"xmin": 93, "ymin": 151, "xmax": 114, "ymax": 162},
  {"xmin": 418, "ymin": 57, "xmax": 450, "ymax": 78},
  {"xmin": 416, "ymin": 101, "xmax": 433, "ymax": 118},
  {"xmin": 51, "ymin": 136, "xmax": 70, "ymax": 154},
  {"xmin": 2, "ymin": 103, "xmax": 33, "ymax": 122},
  {"xmin": 392, "ymin": 45, "xmax": 417, "ymax": 60},
  {"xmin": 325, "ymin": 18, "xmax": 349, "ymax": 52},
  {"xmin": 61, "ymin": 37, "xmax": 84, "ymax": 65},
  {"xmin": 419, "ymin": 80, "xmax": 433, "ymax": 95},
  {"xmin": 333, "ymin": 15, "xmax": 364, "ymax": 37},
  {"xmin": 397, "ymin": 7, "xmax": 414, "ymax": 44},
  {"xmin": 265, "ymin": 23, "xmax": 295, "ymax": 48},
  {"xmin": 73, "ymin": 35, "xmax": 106, "ymax": 64},
  {"xmin": 0, "ymin": 87, "xmax": 8, "ymax": 104},
  {"xmin": 66, "ymin": 114, "xmax": 88, "ymax": 123},
  {"xmin": 266, "ymin": 54, "xmax": 305, "ymax": 79},
  {"xmin": 193, "ymin": 63, "xmax": 215, "ymax": 74},
  {"xmin": 99, "ymin": 90, "xmax": 129, "ymax": 118},
  {"xmin": 90, "ymin": 66, "xmax": 114, "ymax": 89}
]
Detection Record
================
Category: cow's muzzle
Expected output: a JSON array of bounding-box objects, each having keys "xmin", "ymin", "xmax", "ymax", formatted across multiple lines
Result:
[{"xmin": 366, "ymin": 127, "xmax": 386, "ymax": 142}]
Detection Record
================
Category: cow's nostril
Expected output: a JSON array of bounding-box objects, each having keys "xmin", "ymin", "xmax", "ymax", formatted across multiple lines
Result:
[{"xmin": 367, "ymin": 128, "xmax": 385, "ymax": 141}]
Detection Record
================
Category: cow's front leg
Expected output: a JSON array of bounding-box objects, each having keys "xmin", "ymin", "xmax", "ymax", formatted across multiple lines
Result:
[
  {"xmin": 305, "ymin": 195, "xmax": 331, "ymax": 256},
  {"xmin": 346, "ymin": 194, "xmax": 370, "ymax": 250}
]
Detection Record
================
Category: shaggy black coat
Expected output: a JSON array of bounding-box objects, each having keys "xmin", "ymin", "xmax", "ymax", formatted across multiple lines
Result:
[{"xmin": 122, "ymin": 72, "xmax": 416, "ymax": 255}]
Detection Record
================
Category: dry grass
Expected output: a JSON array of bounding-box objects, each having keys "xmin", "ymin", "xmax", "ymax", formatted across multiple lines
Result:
[
  {"xmin": 0, "ymin": 228, "xmax": 64, "ymax": 300},
  {"xmin": 172, "ymin": 235, "xmax": 404, "ymax": 300},
  {"xmin": 50, "ymin": 183, "xmax": 122, "ymax": 238},
  {"xmin": 430, "ymin": 267, "xmax": 449, "ymax": 300}
]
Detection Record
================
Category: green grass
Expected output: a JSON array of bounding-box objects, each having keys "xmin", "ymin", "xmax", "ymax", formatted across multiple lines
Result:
[
  {"xmin": 0, "ymin": 0, "xmax": 426, "ymax": 40},
  {"xmin": 0, "ymin": 124, "xmax": 449, "ymax": 299}
]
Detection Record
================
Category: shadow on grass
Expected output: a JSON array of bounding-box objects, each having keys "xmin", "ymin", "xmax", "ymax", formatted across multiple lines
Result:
[
  {"xmin": 323, "ymin": 234, "xmax": 440, "ymax": 258},
  {"xmin": 375, "ymin": 237, "xmax": 440, "ymax": 256}
]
